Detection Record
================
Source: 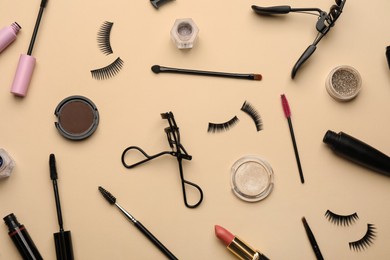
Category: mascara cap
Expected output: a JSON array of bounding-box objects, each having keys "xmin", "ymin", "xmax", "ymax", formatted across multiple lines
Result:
[
  {"xmin": 10, "ymin": 54, "xmax": 36, "ymax": 97},
  {"xmin": 54, "ymin": 231, "xmax": 74, "ymax": 260}
]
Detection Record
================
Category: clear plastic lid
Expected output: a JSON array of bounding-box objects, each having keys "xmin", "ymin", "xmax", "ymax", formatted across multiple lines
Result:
[{"xmin": 230, "ymin": 155, "xmax": 274, "ymax": 202}]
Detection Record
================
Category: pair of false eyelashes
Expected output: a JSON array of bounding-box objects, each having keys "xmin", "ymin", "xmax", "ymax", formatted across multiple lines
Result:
[
  {"xmin": 208, "ymin": 101, "xmax": 263, "ymax": 133},
  {"xmin": 325, "ymin": 210, "xmax": 376, "ymax": 252},
  {"xmin": 91, "ymin": 21, "xmax": 124, "ymax": 80}
]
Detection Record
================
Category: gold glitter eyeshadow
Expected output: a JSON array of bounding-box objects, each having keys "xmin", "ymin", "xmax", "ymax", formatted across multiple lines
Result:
[{"xmin": 326, "ymin": 65, "xmax": 362, "ymax": 101}]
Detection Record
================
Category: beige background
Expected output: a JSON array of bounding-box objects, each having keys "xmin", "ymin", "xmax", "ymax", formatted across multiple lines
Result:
[{"xmin": 1, "ymin": 0, "xmax": 390, "ymax": 259}]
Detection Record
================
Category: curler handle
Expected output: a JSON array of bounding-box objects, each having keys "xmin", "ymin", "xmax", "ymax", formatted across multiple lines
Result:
[
  {"xmin": 291, "ymin": 44, "xmax": 317, "ymax": 79},
  {"xmin": 251, "ymin": 5, "xmax": 292, "ymax": 14},
  {"xmin": 121, "ymin": 146, "xmax": 173, "ymax": 169}
]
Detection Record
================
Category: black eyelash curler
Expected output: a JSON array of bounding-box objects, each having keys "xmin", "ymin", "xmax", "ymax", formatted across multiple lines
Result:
[
  {"xmin": 121, "ymin": 112, "xmax": 203, "ymax": 209},
  {"xmin": 252, "ymin": 0, "xmax": 346, "ymax": 79}
]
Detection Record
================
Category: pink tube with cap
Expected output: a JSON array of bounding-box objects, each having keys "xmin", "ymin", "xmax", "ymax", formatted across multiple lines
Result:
[
  {"xmin": 10, "ymin": 54, "xmax": 36, "ymax": 97},
  {"xmin": 0, "ymin": 22, "xmax": 21, "ymax": 53}
]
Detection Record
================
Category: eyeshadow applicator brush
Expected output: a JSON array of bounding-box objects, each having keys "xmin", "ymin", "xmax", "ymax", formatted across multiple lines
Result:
[
  {"xmin": 10, "ymin": 0, "xmax": 48, "ymax": 97},
  {"xmin": 152, "ymin": 65, "xmax": 262, "ymax": 81},
  {"xmin": 98, "ymin": 186, "xmax": 178, "ymax": 260},
  {"xmin": 49, "ymin": 154, "xmax": 74, "ymax": 260}
]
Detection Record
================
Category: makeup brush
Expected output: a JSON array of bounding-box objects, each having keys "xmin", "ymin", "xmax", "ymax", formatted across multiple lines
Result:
[
  {"xmin": 151, "ymin": 65, "xmax": 262, "ymax": 81},
  {"xmin": 10, "ymin": 0, "xmax": 48, "ymax": 97},
  {"xmin": 98, "ymin": 186, "xmax": 178, "ymax": 260},
  {"xmin": 49, "ymin": 154, "xmax": 74, "ymax": 260},
  {"xmin": 281, "ymin": 94, "xmax": 304, "ymax": 184},
  {"xmin": 302, "ymin": 217, "xmax": 324, "ymax": 260}
]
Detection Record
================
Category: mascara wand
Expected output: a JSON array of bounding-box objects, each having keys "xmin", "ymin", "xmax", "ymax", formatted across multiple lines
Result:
[
  {"xmin": 11, "ymin": 0, "xmax": 48, "ymax": 97},
  {"xmin": 49, "ymin": 154, "xmax": 74, "ymax": 260},
  {"xmin": 152, "ymin": 65, "xmax": 262, "ymax": 81},
  {"xmin": 281, "ymin": 94, "xmax": 305, "ymax": 183},
  {"xmin": 98, "ymin": 186, "xmax": 178, "ymax": 260}
]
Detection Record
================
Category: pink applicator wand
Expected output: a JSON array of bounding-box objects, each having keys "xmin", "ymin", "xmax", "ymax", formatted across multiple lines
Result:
[
  {"xmin": 215, "ymin": 225, "xmax": 269, "ymax": 260},
  {"xmin": 10, "ymin": 0, "xmax": 48, "ymax": 97}
]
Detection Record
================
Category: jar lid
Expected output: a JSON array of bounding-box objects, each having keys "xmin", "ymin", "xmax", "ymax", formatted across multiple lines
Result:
[
  {"xmin": 230, "ymin": 155, "xmax": 274, "ymax": 202},
  {"xmin": 326, "ymin": 65, "xmax": 362, "ymax": 101},
  {"xmin": 54, "ymin": 96, "xmax": 99, "ymax": 141}
]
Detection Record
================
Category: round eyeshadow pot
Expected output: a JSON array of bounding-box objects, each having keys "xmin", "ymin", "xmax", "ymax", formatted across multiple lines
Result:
[
  {"xmin": 230, "ymin": 155, "xmax": 274, "ymax": 202},
  {"xmin": 54, "ymin": 96, "xmax": 99, "ymax": 141},
  {"xmin": 326, "ymin": 65, "xmax": 362, "ymax": 101}
]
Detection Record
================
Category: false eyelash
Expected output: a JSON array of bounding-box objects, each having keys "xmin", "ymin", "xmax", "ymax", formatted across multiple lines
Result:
[
  {"xmin": 208, "ymin": 116, "xmax": 239, "ymax": 133},
  {"xmin": 349, "ymin": 224, "xmax": 376, "ymax": 251},
  {"xmin": 97, "ymin": 21, "xmax": 114, "ymax": 55},
  {"xmin": 241, "ymin": 101, "xmax": 263, "ymax": 131},
  {"xmin": 91, "ymin": 57, "xmax": 124, "ymax": 80},
  {"xmin": 325, "ymin": 210, "xmax": 359, "ymax": 226}
]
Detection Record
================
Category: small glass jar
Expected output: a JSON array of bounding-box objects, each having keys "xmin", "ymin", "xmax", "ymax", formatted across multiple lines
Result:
[
  {"xmin": 230, "ymin": 155, "xmax": 274, "ymax": 202},
  {"xmin": 170, "ymin": 18, "xmax": 199, "ymax": 49},
  {"xmin": 326, "ymin": 65, "xmax": 362, "ymax": 101},
  {"xmin": 0, "ymin": 148, "xmax": 15, "ymax": 179}
]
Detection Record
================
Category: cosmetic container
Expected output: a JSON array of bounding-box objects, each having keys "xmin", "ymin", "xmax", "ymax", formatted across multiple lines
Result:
[
  {"xmin": 326, "ymin": 65, "xmax": 362, "ymax": 101},
  {"xmin": 170, "ymin": 18, "xmax": 199, "ymax": 49},
  {"xmin": 3, "ymin": 213, "xmax": 43, "ymax": 260},
  {"xmin": 323, "ymin": 130, "xmax": 390, "ymax": 176},
  {"xmin": 0, "ymin": 22, "xmax": 21, "ymax": 53},
  {"xmin": 230, "ymin": 156, "xmax": 274, "ymax": 202},
  {"xmin": 386, "ymin": 46, "xmax": 390, "ymax": 70},
  {"xmin": 0, "ymin": 148, "xmax": 15, "ymax": 179}
]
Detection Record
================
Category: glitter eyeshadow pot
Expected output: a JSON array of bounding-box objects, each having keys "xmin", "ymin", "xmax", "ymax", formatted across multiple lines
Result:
[
  {"xmin": 326, "ymin": 65, "xmax": 362, "ymax": 101},
  {"xmin": 54, "ymin": 96, "xmax": 99, "ymax": 141},
  {"xmin": 230, "ymin": 155, "xmax": 274, "ymax": 202}
]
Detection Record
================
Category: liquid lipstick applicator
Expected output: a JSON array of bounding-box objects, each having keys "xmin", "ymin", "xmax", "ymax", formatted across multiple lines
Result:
[
  {"xmin": 10, "ymin": 0, "xmax": 48, "ymax": 97},
  {"xmin": 49, "ymin": 154, "xmax": 74, "ymax": 260},
  {"xmin": 281, "ymin": 94, "xmax": 305, "ymax": 183}
]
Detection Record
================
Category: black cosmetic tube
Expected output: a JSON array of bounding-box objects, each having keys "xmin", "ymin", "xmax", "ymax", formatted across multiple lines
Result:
[
  {"xmin": 3, "ymin": 213, "xmax": 43, "ymax": 260},
  {"xmin": 323, "ymin": 130, "xmax": 390, "ymax": 176}
]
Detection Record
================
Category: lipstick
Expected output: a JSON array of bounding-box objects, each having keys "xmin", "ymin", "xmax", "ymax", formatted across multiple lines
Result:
[{"xmin": 215, "ymin": 225, "xmax": 269, "ymax": 260}]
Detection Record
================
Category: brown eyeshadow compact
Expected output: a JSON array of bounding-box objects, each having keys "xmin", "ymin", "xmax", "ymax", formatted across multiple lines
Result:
[{"xmin": 54, "ymin": 95, "xmax": 99, "ymax": 141}]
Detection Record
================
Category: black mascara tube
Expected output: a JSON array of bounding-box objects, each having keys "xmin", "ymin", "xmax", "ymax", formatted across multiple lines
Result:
[
  {"xmin": 323, "ymin": 130, "xmax": 390, "ymax": 176},
  {"xmin": 3, "ymin": 213, "xmax": 43, "ymax": 260}
]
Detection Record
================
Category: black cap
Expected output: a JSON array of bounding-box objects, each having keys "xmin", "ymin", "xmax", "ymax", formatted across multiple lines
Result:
[{"xmin": 54, "ymin": 231, "xmax": 74, "ymax": 260}]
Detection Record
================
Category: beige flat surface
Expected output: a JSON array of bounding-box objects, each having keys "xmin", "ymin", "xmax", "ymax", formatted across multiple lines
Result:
[{"xmin": 1, "ymin": 0, "xmax": 390, "ymax": 259}]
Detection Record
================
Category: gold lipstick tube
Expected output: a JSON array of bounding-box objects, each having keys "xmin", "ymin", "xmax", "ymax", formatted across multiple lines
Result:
[{"xmin": 227, "ymin": 236, "xmax": 269, "ymax": 260}]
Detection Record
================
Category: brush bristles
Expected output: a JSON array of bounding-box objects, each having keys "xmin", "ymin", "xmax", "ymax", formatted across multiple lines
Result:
[
  {"xmin": 281, "ymin": 94, "xmax": 291, "ymax": 118},
  {"xmin": 253, "ymin": 74, "xmax": 262, "ymax": 81},
  {"xmin": 49, "ymin": 154, "xmax": 58, "ymax": 180},
  {"xmin": 98, "ymin": 186, "xmax": 116, "ymax": 204}
]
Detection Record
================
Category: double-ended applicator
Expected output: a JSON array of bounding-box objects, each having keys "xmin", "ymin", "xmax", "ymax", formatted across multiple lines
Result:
[{"xmin": 10, "ymin": 0, "xmax": 48, "ymax": 97}]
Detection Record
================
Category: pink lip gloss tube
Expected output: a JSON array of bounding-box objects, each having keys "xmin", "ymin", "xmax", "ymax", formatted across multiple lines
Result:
[{"xmin": 0, "ymin": 22, "xmax": 21, "ymax": 53}]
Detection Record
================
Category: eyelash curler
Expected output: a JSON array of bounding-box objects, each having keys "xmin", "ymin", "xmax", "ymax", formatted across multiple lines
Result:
[
  {"xmin": 121, "ymin": 111, "xmax": 203, "ymax": 209},
  {"xmin": 252, "ymin": 0, "xmax": 346, "ymax": 79}
]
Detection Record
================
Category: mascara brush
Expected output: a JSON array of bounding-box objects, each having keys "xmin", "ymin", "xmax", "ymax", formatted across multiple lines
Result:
[
  {"xmin": 11, "ymin": 0, "xmax": 48, "ymax": 97},
  {"xmin": 281, "ymin": 94, "xmax": 305, "ymax": 183},
  {"xmin": 151, "ymin": 65, "xmax": 262, "ymax": 81},
  {"xmin": 98, "ymin": 186, "xmax": 178, "ymax": 260},
  {"xmin": 49, "ymin": 154, "xmax": 74, "ymax": 260}
]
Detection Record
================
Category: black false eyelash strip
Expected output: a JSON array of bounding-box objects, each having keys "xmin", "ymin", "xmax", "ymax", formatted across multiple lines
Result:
[
  {"xmin": 325, "ymin": 210, "xmax": 359, "ymax": 226},
  {"xmin": 208, "ymin": 116, "xmax": 239, "ymax": 133},
  {"xmin": 241, "ymin": 101, "xmax": 263, "ymax": 131},
  {"xmin": 349, "ymin": 224, "xmax": 377, "ymax": 251},
  {"xmin": 91, "ymin": 57, "xmax": 124, "ymax": 80},
  {"xmin": 97, "ymin": 21, "xmax": 114, "ymax": 55}
]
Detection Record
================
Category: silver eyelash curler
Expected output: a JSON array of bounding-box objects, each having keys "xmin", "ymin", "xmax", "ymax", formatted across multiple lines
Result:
[
  {"xmin": 252, "ymin": 0, "xmax": 346, "ymax": 79},
  {"xmin": 121, "ymin": 111, "xmax": 203, "ymax": 209}
]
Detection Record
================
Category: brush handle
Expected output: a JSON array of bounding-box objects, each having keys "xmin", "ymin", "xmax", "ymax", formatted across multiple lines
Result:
[
  {"xmin": 287, "ymin": 118, "xmax": 304, "ymax": 183},
  {"xmin": 134, "ymin": 221, "xmax": 178, "ymax": 260},
  {"xmin": 155, "ymin": 65, "xmax": 257, "ymax": 80},
  {"xmin": 115, "ymin": 203, "xmax": 178, "ymax": 259}
]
